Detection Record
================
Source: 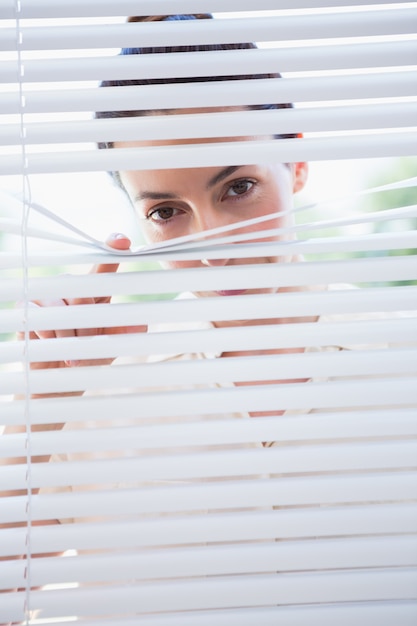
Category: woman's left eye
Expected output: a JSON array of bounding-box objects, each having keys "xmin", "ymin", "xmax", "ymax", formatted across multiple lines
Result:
[{"xmin": 224, "ymin": 179, "xmax": 255, "ymax": 198}]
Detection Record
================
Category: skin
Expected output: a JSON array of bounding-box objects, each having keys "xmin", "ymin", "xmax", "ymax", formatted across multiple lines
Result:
[
  {"xmin": 13, "ymin": 107, "xmax": 309, "ymax": 361},
  {"xmin": 115, "ymin": 107, "xmax": 307, "ymax": 320},
  {"xmin": 3, "ymin": 66, "xmax": 311, "ymax": 613},
  {"xmin": 11, "ymin": 139, "xmax": 310, "ymax": 403},
  {"xmin": 117, "ymin": 145, "xmax": 308, "ymax": 322},
  {"xmin": 2, "ymin": 135, "xmax": 310, "ymax": 569},
  {"xmin": 116, "ymin": 139, "xmax": 310, "ymax": 416}
]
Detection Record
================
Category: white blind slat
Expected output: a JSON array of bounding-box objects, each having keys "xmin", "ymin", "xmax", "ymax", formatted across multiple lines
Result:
[
  {"xmin": 3, "ymin": 256, "xmax": 416, "ymax": 303},
  {"xmin": 2, "ymin": 0, "xmax": 416, "ymax": 19},
  {"xmin": 1, "ymin": 502, "xmax": 416, "ymax": 558},
  {"xmin": 2, "ymin": 287, "xmax": 416, "ymax": 335},
  {"xmin": 2, "ymin": 71, "xmax": 416, "ymax": 115},
  {"xmin": 2, "ymin": 41, "xmax": 416, "ymax": 84},
  {"xmin": 2, "ymin": 409, "xmax": 417, "ymax": 460},
  {"xmin": 1, "ymin": 316, "xmax": 415, "ymax": 366},
  {"xmin": 5, "ymin": 604, "xmax": 417, "ymax": 626},
  {"xmin": 3, "ymin": 348, "xmax": 417, "ymax": 396},
  {"xmin": 3, "ymin": 10, "xmax": 417, "ymax": 52},
  {"xmin": 2, "ymin": 194, "xmax": 416, "ymax": 263},
  {"xmin": 4, "ymin": 378, "xmax": 417, "ymax": 427},
  {"xmin": 3, "ymin": 440, "xmax": 417, "ymax": 492},
  {"xmin": 2, "ymin": 569, "xmax": 417, "ymax": 622},
  {"xmin": 2, "ymin": 228, "xmax": 417, "ymax": 269},
  {"xmin": 2, "ymin": 133, "xmax": 416, "ymax": 175},
  {"xmin": 4, "ymin": 442, "xmax": 417, "ymax": 494},
  {"xmin": 3, "ymin": 536, "xmax": 417, "ymax": 591},
  {"xmin": 3, "ymin": 471, "xmax": 417, "ymax": 525},
  {"xmin": 3, "ymin": 103, "xmax": 417, "ymax": 146}
]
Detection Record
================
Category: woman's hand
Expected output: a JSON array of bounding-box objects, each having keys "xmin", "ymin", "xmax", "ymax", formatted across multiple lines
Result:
[
  {"xmin": 4, "ymin": 234, "xmax": 147, "ymax": 491},
  {"xmin": 17, "ymin": 233, "xmax": 147, "ymax": 385}
]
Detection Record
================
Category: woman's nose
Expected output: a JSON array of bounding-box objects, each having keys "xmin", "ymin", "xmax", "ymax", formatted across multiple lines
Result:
[{"xmin": 192, "ymin": 206, "xmax": 232, "ymax": 266}]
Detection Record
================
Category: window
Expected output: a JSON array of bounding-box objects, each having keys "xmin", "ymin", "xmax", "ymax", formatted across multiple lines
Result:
[{"xmin": 1, "ymin": 3, "xmax": 417, "ymax": 623}]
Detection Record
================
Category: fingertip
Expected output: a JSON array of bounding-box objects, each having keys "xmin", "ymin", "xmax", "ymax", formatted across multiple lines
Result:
[
  {"xmin": 131, "ymin": 325, "xmax": 148, "ymax": 334},
  {"xmin": 15, "ymin": 300, "xmax": 41, "ymax": 309},
  {"xmin": 109, "ymin": 232, "xmax": 128, "ymax": 240},
  {"xmin": 106, "ymin": 233, "xmax": 131, "ymax": 251}
]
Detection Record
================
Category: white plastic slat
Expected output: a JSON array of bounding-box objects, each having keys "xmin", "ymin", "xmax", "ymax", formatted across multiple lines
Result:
[
  {"xmin": 2, "ymin": 568, "xmax": 417, "ymax": 622},
  {"xmin": 3, "ymin": 471, "xmax": 417, "ymax": 527},
  {"xmin": 2, "ymin": 199, "xmax": 417, "ymax": 270},
  {"xmin": 10, "ymin": 602, "xmax": 417, "ymax": 626},
  {"xmin": 3, "ymin": 376, "xmax": 417, "ymax": 426},
  {"xmin": 1, "ymin": 72, "xmax": 416, "ymax": 115},
  {"xmin": 3, "ymin": 439, "xmax": 417, "ymax": 491},
  {"xmin": 2, "ymin": 283, "xmax": 417, "ymax": 339},
  {"xmin": 1, "ymin": 0, "xmax": 415, "ymax": 19},
  {"xmin": 3, "ymin": 536, "xmax": 417, "ymax": 590},
  {"xmin": 2, "ymin": 409, "xmax": 417, "ymax": 460},
  {"xmin": 2, "ymin": 229, "xmax": 417, "ymax": 270},
  {"xmin": 4, "ymin": 371, "xmax": 417, "ymax": 428},
  {"xmin": 3, "ymin": 10, "xmax": 416, "ymax": 52},
  {"xmin": 3, "ymin": 470, "xmax": 417, "ymax": 525},
  {"xmin": 1, "ymin": 502, "xmax": 417, "ymax": 559},
  {"xmin": 1, "ymin": 195, "xmax": 416, "ymax": 268},
  {"xmin": 3, "ymin": 347, "xmax": 417, "ymax": 396},
  {"xmin": 1, "ymin": 317, "xmax": 416, "ymax": 367},
  {"xmin": 2, "ymin": 41, "xmax": 416, "ymax": 84},
  {"xmin": 2, "ymin": 102, "xmax": 416, "ymax": 146},
  {"xmin": 2, "ymin": 132, "xmax": 416, "ymax": 175},
  {"xmin": 3, "ymin": 255, "xmax": 417, "ymax": 303}
]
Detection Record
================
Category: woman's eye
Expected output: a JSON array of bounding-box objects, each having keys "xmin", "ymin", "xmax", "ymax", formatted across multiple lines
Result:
[
  {"xmin": 147, "ymin": 206, "xmax": 177, "ymax": 223},
  {"xmin": 225, "ymin": 179, "xmax": 254, "ymax": 198}
]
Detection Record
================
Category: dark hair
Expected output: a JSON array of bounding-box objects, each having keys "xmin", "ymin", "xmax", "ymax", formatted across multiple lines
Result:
[{"xmin": 96, "ymin": 13, "xmax": 296, "ymax": 153}]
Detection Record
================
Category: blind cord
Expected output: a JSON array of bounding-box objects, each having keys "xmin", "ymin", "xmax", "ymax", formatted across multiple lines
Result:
[{"xmin": 14, "ymin": 1, "xmax": 33, "ymax": 623}]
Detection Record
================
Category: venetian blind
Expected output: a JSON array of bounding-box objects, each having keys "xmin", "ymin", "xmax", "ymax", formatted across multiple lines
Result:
[{"xmin": 1, "ymin": 1, "xmax": 417, "ymax": 624}]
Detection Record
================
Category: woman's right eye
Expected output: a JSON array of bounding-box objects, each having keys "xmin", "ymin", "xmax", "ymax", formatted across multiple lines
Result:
[{"xmin": 146, "ymin": 206, "xmax": 178, "ymax": 223}]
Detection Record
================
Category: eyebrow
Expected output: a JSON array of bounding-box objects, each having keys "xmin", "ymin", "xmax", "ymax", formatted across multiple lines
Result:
[
  {"xmin": 207, "ymin": 165, "xmax": 241, "ymax": 189},
  {"xmin": 134, "ymin": 190, "xmax": 179, "ymax": 203},
  {"xmin": 134, "ymin": 165, "xmax": 242, "ymax": 203}
]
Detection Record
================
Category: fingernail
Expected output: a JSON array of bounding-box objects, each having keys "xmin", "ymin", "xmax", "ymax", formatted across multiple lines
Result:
[
  {"xmin": 111, "ymin": 233, "xmax": 126, "ymax": 240},
  {"xmin": 16, "ymin": 301, "xmax": 40, "ymax": 309},
  {"xmin": 65, "ymin": 360, "xmax": 80, "ymax": 367}
]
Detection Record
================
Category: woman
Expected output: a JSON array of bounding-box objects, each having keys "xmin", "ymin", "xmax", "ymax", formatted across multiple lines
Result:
[
  {"xmin": 23, "ymin": 14, "xmax": 311, "ymax": 392},
  {"xmin": 4, "ymin": 15, "xmax": 408, "ymax": 624},
  {"xmin": 10, "ymin": 11, "xmax": 354, "ymax": 453}
]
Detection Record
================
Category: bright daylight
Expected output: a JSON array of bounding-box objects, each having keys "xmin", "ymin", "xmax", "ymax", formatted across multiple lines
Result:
[{"xmin": 1, "ymin": 2, "xmax": 416, "ymax": 625}]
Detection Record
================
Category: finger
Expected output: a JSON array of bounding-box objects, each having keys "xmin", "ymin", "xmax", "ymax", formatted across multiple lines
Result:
[
  {"xmin": 16, "ymin": 300, "xmax": 75, "ymax": 341},
  {"xmin": 92, "ymin": 233, "xmax": 131, "ymax": 276},
  {"xmin": 67, "ymin": 326, "xmax": 148, "ymax": 368},
  {"xmin": 39, "ymin": 300, "xmax": 79, "ymax": 341},
  {"xmin": 16, "ymin": 330, "xmax": 41, "ymax": 342},
  {"xmin": 103, "ymin": 324, "xmax": 148, "ymax": 336},
  {"xmin": 90, "ymin": 233, "xmax": 131, "ymax": 305}
]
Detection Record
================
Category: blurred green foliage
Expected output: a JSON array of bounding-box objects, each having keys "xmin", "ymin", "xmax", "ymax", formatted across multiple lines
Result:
[
  {"xmin": 300, "ymin": 157, "xmax": 416, "ymax": 287},
  {"xmin": 356, "ymin": 157, "xmax": 417, "ymax": 287}
]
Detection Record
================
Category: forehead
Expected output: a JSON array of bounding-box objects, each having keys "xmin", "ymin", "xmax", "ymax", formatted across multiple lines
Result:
[
  {"xmin": 113, "ymin": 106, "xmax": 275, "ymax": 190},
  {"xmin": 118, "ymin": 164, "xmax": 248, "ymax": 198},
  {"xmin": 112, "ymin": 107, "xmax": 264, "ymax": 148}
]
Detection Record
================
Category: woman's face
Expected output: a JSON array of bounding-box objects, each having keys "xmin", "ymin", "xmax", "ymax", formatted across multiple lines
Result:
[{"xmin": 115, "ymin": 134, "xmax": 308, "ymax": 299}]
